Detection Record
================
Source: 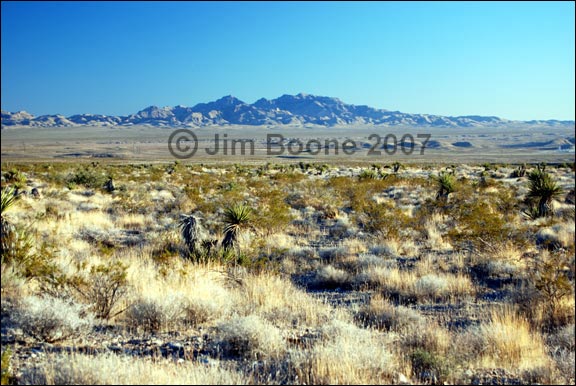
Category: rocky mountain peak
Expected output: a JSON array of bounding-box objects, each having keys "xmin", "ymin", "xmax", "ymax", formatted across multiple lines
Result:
[{"xmin": 2, "ymin": 94, "xmax": 574, "ymax": 129}]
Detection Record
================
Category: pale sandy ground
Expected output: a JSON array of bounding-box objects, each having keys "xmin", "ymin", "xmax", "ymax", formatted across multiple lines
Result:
[{"xmin": 1, "ymin": 124, "xmax": 574, "ymax": 164}]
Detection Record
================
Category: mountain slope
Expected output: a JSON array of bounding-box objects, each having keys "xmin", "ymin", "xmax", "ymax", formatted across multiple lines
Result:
[{"xmin": 2, "ymin": 93, "xmax": 574, "ymax": 128}]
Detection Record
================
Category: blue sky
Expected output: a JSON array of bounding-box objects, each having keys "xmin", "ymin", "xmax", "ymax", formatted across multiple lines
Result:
[{"xmin": 1, "ymin": 1, "xmax": 574, "ymax": 120}]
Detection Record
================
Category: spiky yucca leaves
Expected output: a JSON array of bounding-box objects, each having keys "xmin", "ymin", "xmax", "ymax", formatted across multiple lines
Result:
[
  {"xmin": 179, "ymin": 214, "xmax": 206, "ymax": 256},
  {"xmin": 1, "ymin": 186, "xmax": 18, "ymax": 260},
  {"xmin": 510, "ymin": 163, "xmax": 527, "ymax": 178},
  {"xmin": 221, "ymin": 204, "xmax": 252, "ymax": 253},
  {"xmin": 527, "ymin": 168, "xmax": 562, "ymax": 218},
  {"xmin": 433, "ymin": 171, "xmax": 456, "ymax": 202},
  {"xmin": 358, "ymin": 169, "xmax": 380, "ymax": 180}
]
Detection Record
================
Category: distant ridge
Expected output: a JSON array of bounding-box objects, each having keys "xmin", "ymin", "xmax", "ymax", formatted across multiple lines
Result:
[{"xmin": 2, "ymin": 93, "xmax": 574, "ymax": 128}]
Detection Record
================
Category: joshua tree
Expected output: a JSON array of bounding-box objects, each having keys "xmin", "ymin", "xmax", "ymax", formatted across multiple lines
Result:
[
  {"xmin": 527, "ymin": 168, "xmax": 562, "ymax": 218},
  {"xmin": 434, "ymin": 171, "xmax": 456, "ymax": 202},
  {"xmin": 1, "ymin": 186, "xmax": 18, "ymax": 260},
  {"xmin": 221, "ymin": 204, "xmax": 252, "ymax": 255}
]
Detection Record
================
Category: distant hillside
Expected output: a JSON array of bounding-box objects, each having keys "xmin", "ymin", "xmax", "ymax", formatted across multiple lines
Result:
[{"xmin": 2, "ymin": 93, "xmax": 574, "ymax": 128}]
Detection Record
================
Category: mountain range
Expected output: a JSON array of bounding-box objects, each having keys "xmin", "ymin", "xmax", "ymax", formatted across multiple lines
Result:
[{"xmin": 2, "ymin": 93, "xmax": 574, "ymax": 128}]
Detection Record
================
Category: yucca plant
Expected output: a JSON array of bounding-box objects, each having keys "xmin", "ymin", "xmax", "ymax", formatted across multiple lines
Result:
[
  {"xmin": 358, "ymin": 169, "xmax": 380, "ymax": 180},
  {"xmin": 1, "ymin": 186, "xmax": 18, "ymax": 260},
  {"xmin": 433, "ymin": 171, "xmax": 456, "ymax": 202},
  {"xmin": 510, "ymin": 163, "xmax": 527, "ymax": 178},
  {"xmin": 221, "ymin": 204, "xmax": 252, "ymax": 255},
  {"xmin": 179, "ymin": 214, "xmax": 206, "ymax": 256},
  {"xmin": 527, "ymin": 168, "xmax": 562, "ymax": 218}
]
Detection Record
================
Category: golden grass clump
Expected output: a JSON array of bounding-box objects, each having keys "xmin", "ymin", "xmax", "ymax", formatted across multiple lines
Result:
[
  {"xmin": 474, "ymin": 307, "xmax": 551, "ymax": 370},
  {"xmin": 20, "ymin": 353, "xmax": 252, "ymax": 385}
]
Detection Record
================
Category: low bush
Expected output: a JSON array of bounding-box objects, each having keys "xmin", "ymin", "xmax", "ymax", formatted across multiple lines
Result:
[
  {"xmin": 14, "ymin": 295, "xmax": 94, "ymax": 343},
  {"xmin": 215, "ymin": 315, "xmax": 284, "ymax": 360}
]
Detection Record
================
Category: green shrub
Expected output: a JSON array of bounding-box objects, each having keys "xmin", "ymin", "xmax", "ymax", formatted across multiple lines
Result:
[
  {"xmin": 528, "ymin": 251, "xmax": 574, "ymax": 329},
  {"xmin": 410, "ymin": 349, "xmax": 450, "ymax": 384},
  {"xmin": 355, "ymin": 200, "xmax": 411, "ymax": 239},
  {"xmin": 66, "ymin": 168, "xmax": 107, "ymax": 190},
  {"xmin": 448, "ymin": 198, "xmax": 524, "ymax": 252},
  {"xmin": 75, "ymin": 261, "xmax": 129, "ymax": 320},
  {"xmin": 2, "ymin": 223, "xmax": 59, "ymax": 283},
  {"xmin": 1, "ymin": 348, "xmax": 13, "ymax": 386},
  {"xmin": 254, "ymin": 189, "xmax": 293, "ymax": 235}
]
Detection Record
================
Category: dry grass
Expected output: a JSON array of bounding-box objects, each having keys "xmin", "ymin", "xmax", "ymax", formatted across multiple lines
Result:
[
  {"xmin": 239, "ymin": 272, "xmax": 340, "ymax": 328},
  {"xmin": 355, "ymin": 266, "xmax": 474, "ymax": 303},
  {"xmin": 472, "ymin": 307, "xmax": 551, "ymax": 370},
  {"xmin": 215, "ymin": 315, "xmax": 285, "ymax": 360},
  {"xmin": 20, "ymin": 353, "xmax": 252, "ymax": 385},
  {"xmin": 1, "ymin": 160, "xmax": 574, "ymax": 385},
  {"xmin": 288, "ymin": 320, "xmax": 399, "ymax": 385}
]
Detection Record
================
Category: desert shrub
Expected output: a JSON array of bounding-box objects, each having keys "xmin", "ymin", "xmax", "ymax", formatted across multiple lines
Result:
[
  {"xmin": 355, "ymin": 200, "xmax": 411, "ymax": 239},
  {"xmin": 401, "ymin": 321, "xmax": 451, "ymax": 355},
  {"xmin": 326, "ymin": 175, "xmax": 399, "ymax": 213},
  {"xmin": 410, "ymin": 348, "xmax": 451, "ymax": 384},
  {"xmin": 318, "ymin": 246, "xmax": 348, "ymax": 262},
  {"xmin": 447, "ymin": 198, "xmax": 524, "ymax": 252},
  {"xmin": 65, "ymin": 167, "xmax": 107, "ymax": 190},
  {"xmin": 1, "ymin": 348, "xmax": 13, "ymax": 386},
  {"xmin": 150, "ymin": 231, "xmax": 183, "ymax": 270},
  {"xmin": 183, "ymin": 297, "xmax": 226, "ymax": 326},
  {"xmin": 355, "ymin": 294, "xmax": 425, "ymax": 331},
  {"xmin": 215, "ymin": 315, "xmax": 284, "ymax": 360},
  {"xmin": 2, "ymin": 168, "xmax": 27, "ymax": 188},
  {"xmin": 253, "ymin": 189, "xmax": 293, "ymax": 235},
  {"xmin": 527, "ymin": 251, "xmax": 574, "ymax": 329},
  {"xmin": 288, "ymin": 320, "xmax": 397, "ymax": 384},
  {"xmin": 309, "ymin": 265, "xmax": 351, "ymax": 290},
  {"xmin": 73, "ymin": 261, "xmax": 129, "ymax": 320},
  {"xmin": 232, "ymin": 244, "xmax": 284, "ymax": 275},
  {"xmin": 546, "ymin": 324, "xmax": 575, "ymax": 383},
  {"xmin": 125, "ymin": 293, "xmax": 187, "ymax": 332},
  {"xmin": 490, "ymin": 185, "xmax": 522, "ymax": 219},
  {"xmin": 179, "ymin": 272, "xmax": 233, "ymax": 326},
  {"xmin": 14, "ymin": 295, "xmax": 94, "ymax": 343},
  {"xmin": 413, "ymin": 273, "xmax": 474, "ymax": 302},
  {"xmin": 535, "ymin": 222, "xmax": 575, "ymax": 251},
  {"xmin": 270, "ymin": 171, "xmax": 306, "ymax": 184},
  {"xmin": 354, "ymin": 266, "xmax": 416, "ymax": 303},
  {"xmin": 2, "ymin": 225, "xmax": 59, "ymax": 283}
]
